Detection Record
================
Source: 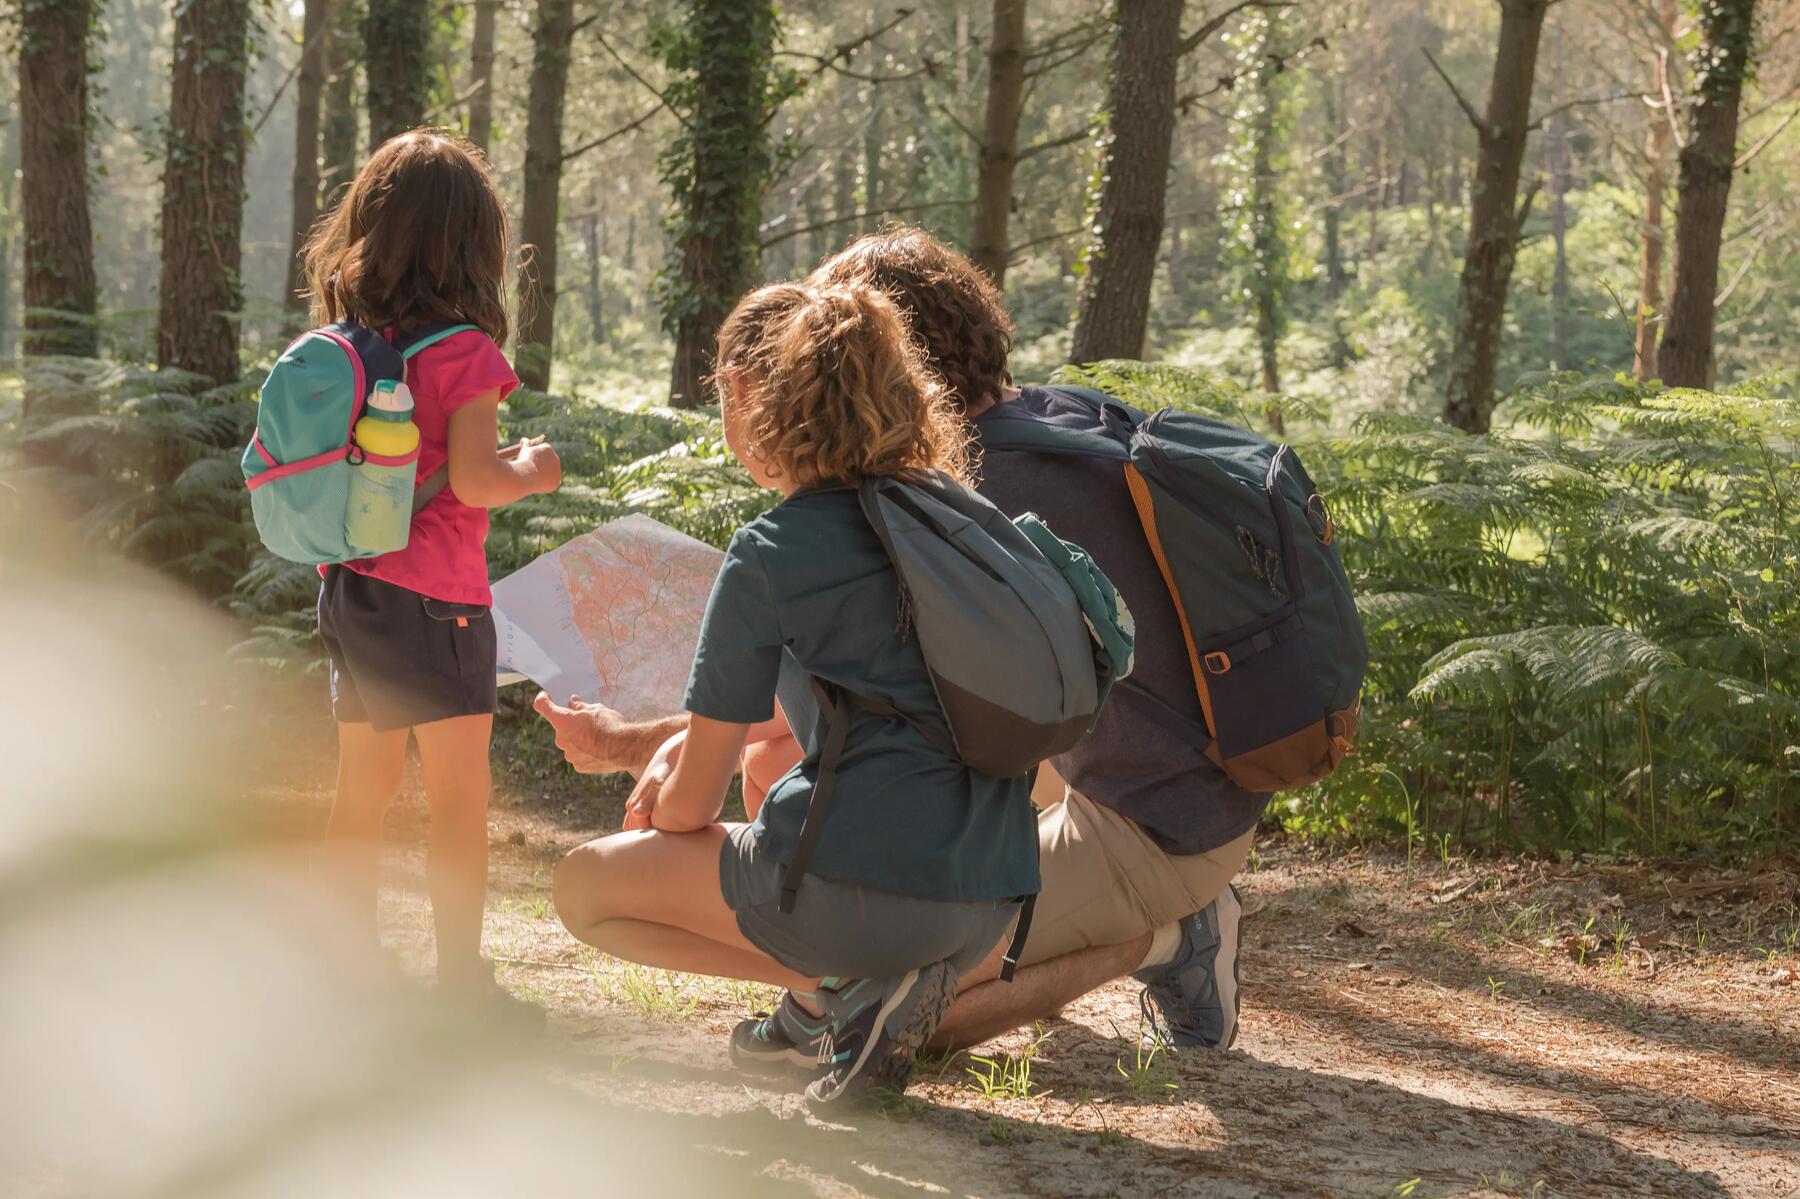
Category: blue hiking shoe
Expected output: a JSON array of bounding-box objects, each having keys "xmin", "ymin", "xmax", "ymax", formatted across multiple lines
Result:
[
  {"xmin": 728, "ymin": 991, "xmax": 832, "ymax": 1079},
  {"xmin": 1134, "ymin": 884, "xmax": 1244, "ymax": 1050},
  {"xmin": 804, "ymin": 962, "xmax": 959, "ymax": 1111}
]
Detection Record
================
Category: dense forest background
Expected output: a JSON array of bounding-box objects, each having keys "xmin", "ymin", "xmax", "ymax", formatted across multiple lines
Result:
[{"xmin": 4, "ymin": 0, "xmax": 1797, "ymax": 861}]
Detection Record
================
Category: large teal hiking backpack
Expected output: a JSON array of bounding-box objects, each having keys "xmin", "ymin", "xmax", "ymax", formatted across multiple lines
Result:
[
  {"xmin": 241, "ymin": 322, "xmax": 476, "ymax": 563},
  {"xmin": 780, "ymin": 470, "xmax": 1135, "ymax": 976},
  {"xmin": 978, "ymin": 386, "xmax": 1367, "ymax": 793}
]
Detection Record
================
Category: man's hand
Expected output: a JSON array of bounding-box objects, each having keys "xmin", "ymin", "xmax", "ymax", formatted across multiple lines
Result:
[
  {"xmin": 623, "ymin": 730, "xmax": 686, "ymax": 831},
  {"xmin": 534, "ymin": 693, "xmax": 635, "ymax": 774}
]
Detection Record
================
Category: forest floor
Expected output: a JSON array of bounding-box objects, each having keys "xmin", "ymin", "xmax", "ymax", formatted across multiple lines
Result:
[{"xmin": 270, "ymin": 765, "xmax": 1800, "ymax": 1199}]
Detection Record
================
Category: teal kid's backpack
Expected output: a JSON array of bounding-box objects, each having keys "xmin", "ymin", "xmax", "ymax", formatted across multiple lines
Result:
[
  {"xmin": 978, "ymin": 386, "xmax": 1367, "ymax": 793},
  {"xmin": 780, "ymin": 470, "xmax": 1135, "ymax": 976},
  {"xmin": 241, "ymin": 322, "xmax": 476, "ymax": 563}
]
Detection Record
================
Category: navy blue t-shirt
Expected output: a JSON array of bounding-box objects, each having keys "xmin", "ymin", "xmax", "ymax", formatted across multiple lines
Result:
[{"xmin": 973, "ymin": 387, "xmax": 1270, "ymax": 854}]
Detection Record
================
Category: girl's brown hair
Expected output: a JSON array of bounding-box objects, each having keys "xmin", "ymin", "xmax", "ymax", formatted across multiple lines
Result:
[
  {"xmin": 812, "ymin": 226, "xmax": 1013, "ymax": 412},
  {"xmin": 303, "ymin": 130, "xmax": 513, "ymax": 344},
  {"xmin": 715, "ymin": 282, "xmax": 973, "ymax": 488}
]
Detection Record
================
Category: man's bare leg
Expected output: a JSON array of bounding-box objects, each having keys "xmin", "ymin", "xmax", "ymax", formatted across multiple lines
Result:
[{"xmin": 932, "ymin": 932, "xmax": 1152, "ymax": 1052}]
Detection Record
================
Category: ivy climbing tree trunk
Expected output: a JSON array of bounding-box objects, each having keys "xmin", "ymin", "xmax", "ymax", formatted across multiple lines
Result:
[
  {"xmin": 320, "ymin": 0, "xmax": 363, "ymax": 205},
  {"xmin": 1438, "ymin": 0, "xmax": 1550, "ymax": 434},
  {"xmin": 467, "ymin": 0, "xmax": 501, "ymax": 152},
  {"xmin": 286, "ymin": 0, "xmax": 334, "ymax": 316},
  {"xmin": 660, "ymin": 0, "xmax": 783, "ymax": 408},
  {"xmin": 513, "ymin": 0, "xmax": 576, "ymax": 393},
  {"xmin": 1068, "ymin": 0, "xmax": 1183, "ymax": 364},
  {"xmin": 1658, "ymin": 0, "xmax": 1758, "ymax": 390},
  {"xmin": 1635, "ymin": 0, "xmax": 1678, "ymax": 381},
  {"xmin": 157, "ymin": 0, "xmax": 251, "ymax": 384},
  {"xmin": 365, "ymin": 0, "xmax": 430, "ymax": 146},
  {"xmin": 19, "ymin": 0, "xmax": 99, "ymax": 360},
  {"xmin": 1221, "ymin": 10, "xmax": 1295, "ymax": 432},
  {"xmin": 969, "ymin": 0, "xmax": 1026, "ymax": 285}
]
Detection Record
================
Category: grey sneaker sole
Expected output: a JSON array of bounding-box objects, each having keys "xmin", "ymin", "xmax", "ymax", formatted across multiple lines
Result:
[{"xmin": 806, "ymin": 962, "xmax": 958, "ymax": 1110}]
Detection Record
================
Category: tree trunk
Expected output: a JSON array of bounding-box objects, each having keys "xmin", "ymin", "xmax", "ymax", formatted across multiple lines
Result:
[
  {"xmin": 468, "ymin": 0, "xmax": 501, "ymax": 152},
  {"xmin": 1068, "ymin": 0, "xmax": 1182, "ymax": 364},
  {"xmin": 1252, "ymin": 71, "xmax": 1282, "ymax": 427},
  {"xmin": 320, "ymin": 0, "xmax": 362, "ymax": 206},
  {"xmin": 513, "ymin": 0, "xmax": 576, "ymax": 392},
  {"xmin": 969, "ymin": 0, "xmax": 1026, "ymax": 285},
  {"xmin": 365, "ymin": 0, "xmax": 430, "ymax": 147},
  {"xmin": 834, "ymin": 145, "xmax": 858, "ymax": 241},
  {"xmin": 665, "ymin": 0, "xmax": 778, "ymax": 408},
  {"xmin": 287, "ymin": 0, "xmax": 333, "ymax": 316},
  {"xmin": 1657, "ymin": 0, "xmax": 1757, "ymax": 390},
  {"xmin": 863, "ymin": 82, "xmax": 884, "ymax": 230},
  {"xmin": 157, "ymin": 0, "xmax": 251, "ymax": 384},
  {"xmin": 0, "ymin": 107, "xmax": 16, "ymax": 360},
  {"xmin": 1441, "ymin": 0, "xmax": 1550, "ymax": 434},
  {"xmin": 1321, "ymin": 78, "xmax": 1349, "ymax": 301},
  {"xmin": 1635, "ymin": 0, "xmax": 1679, "ymax": 381},
  {"xmin": 583, "ymin": 208, "xmax": 604, "ymax": 342},
  {"xmin": 1545, "ymin": 37, "xmax": 1570, "ymax": 368},
  {"xmin": 19, "ymin": 0, "xmax": 99, "ymax": 360}
]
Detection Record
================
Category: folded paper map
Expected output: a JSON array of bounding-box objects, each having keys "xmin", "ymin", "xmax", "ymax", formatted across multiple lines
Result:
[{"xmin": 491, "ymin": 514, "xmax": 724, "ymax": 718}]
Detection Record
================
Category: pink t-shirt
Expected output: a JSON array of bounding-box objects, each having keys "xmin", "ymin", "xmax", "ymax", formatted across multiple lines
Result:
[{"xmin": 335, "ymin": 329, "xmax": 520, "ymax": 605}]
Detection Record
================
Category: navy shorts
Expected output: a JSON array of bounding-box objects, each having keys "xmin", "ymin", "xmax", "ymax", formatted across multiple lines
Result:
[{"xmin": 316, "ymin": 567, "xmax": 498, "ymax": 732}]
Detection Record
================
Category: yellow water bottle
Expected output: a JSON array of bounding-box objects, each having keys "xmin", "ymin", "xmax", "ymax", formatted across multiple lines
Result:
[
  {"xmin": 354, "ymin": 379, "xmax": 421, "ymax": 457},
  {"xmin": 346, "ymin": 379, "xmax": 422, "ymax": 553}
]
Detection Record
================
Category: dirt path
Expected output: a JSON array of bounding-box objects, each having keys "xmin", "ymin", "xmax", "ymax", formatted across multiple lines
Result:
[{"xmin": 353, "ymin": 777, "xmax": 1799, "ymax": 1199}]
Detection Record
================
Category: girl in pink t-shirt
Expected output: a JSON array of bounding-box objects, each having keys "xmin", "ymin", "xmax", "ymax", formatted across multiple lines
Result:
[{"xmin": 301, "ymin": 131, "xmax": 560, "ymax": 1017}]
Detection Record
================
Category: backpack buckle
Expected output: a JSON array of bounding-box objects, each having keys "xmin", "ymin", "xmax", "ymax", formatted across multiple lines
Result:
[{"xmin": 1203, "ymin": 651, "xmax": 1232, "ymax": 675}]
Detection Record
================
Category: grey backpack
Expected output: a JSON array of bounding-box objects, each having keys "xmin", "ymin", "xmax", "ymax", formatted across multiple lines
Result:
[{"xmin": 779, "ymin": 471, "xmax": 1134, "ymax": 976}]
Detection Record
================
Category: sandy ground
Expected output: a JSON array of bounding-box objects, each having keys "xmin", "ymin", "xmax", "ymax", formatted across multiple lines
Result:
[{"xmin": 325, "ymin": 769, "xmax": 1800, "ymax": 1199}]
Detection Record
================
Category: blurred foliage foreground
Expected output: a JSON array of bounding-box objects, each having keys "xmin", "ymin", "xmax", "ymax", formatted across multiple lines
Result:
[{"xmin": 8, "ymin": 359, "xmax": 1797, "ymax": 862}]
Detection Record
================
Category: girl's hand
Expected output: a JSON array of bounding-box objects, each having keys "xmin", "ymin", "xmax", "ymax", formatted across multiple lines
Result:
[
  {"xmin": 623, "ymin": 730, "xmax": 686, "ymax": 831},
  {"xmin": 517, "ymin": 439, "xmax": 562, "ymax": 494}
]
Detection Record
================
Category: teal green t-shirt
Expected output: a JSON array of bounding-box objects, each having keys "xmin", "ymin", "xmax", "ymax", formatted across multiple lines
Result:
[{"xmin": 683, "ymin": 490, "xmax": 1039, "ymax": 902}]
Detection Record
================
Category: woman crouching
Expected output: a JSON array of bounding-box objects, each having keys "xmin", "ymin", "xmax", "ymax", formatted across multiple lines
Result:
[{"xmin": 551, "ymin": 280, "xmax": 1037, "ymax": 1109}]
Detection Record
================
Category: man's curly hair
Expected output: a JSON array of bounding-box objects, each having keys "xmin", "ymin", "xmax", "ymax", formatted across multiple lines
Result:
[
  {"xmin": 714, "ymin": 281, "xmax": 972, "ymax": 488},
  {"xmin": 811, "ymin": 226, "xmax": 1013, "ymax": 412}
]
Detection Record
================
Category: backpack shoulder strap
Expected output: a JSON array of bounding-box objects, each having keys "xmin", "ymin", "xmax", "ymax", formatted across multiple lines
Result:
[
  {"xmin": 393, "ymin": 323, "xmax": 480, "ymax": 513},
  {"xmin": 778, "ymin": 678, "xmax": 852, "ymax": 914},
  {"xmin": 395, "ymin": 322, "xmax": 480, "ymax": 360}
]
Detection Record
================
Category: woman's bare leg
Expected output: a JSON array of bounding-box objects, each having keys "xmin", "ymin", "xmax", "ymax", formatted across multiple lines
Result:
[{"xmin": 553, "ymin": 825, "xmax": 817, "ymax": 992}]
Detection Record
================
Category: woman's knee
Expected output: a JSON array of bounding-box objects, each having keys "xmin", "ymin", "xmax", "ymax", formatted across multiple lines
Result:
[{"xmin": 552, "ymin": 841, "xmax": 610, "ymax": 933}]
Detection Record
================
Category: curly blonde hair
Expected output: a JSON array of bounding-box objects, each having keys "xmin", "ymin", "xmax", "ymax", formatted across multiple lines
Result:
[{"xmin": 714, "ymin": 281, "xmax": 972, "ymax": 488}]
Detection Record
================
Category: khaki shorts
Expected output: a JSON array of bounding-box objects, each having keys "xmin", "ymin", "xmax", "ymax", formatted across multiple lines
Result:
[{"xmin": 1019, "ymin": 767, "xmax": 1254, "ymax": 967}]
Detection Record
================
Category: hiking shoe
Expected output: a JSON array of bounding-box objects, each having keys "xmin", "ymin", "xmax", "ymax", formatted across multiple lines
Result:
[
  {"xmin": 803, "ymin": 962, "xmax": 958, "ymax": 1111},
  {"xmin": 1134, "ymin": 884, "xmax": 1243, "ymax": 1050},
  {"xmin": 729, "ymin": 991, "xmax": 833, "ymax": 1078}
]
